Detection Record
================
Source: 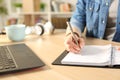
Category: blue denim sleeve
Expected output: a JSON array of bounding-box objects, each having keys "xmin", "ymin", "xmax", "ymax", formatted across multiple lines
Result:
[{"xmin": 70, "ymin": 0, "xmax": 86, "ymax": 33}]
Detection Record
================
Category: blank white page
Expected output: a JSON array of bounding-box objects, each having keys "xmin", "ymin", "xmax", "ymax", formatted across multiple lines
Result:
[{"xmin": 61, "ymin": 45, "xmax": 112, "ymax": 66}]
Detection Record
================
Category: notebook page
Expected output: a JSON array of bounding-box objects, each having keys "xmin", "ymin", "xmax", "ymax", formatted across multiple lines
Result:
[{"xmin": 61, "ymin": 45, "xmax": 112, "ymax": 66}]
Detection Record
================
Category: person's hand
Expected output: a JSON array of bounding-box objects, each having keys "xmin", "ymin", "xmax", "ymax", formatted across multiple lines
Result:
[
  {"xmin": 115, "ymin": 47, "xmax": 120, "ymax": 50},
  {"xmin": 64, "ymin": 34, "xmax": 85, "ymax": 53}
]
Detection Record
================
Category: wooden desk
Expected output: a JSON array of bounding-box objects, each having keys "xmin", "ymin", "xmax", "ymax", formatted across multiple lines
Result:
[{"xmin": 1, "ymin": 29, "xmax": 120, "ymax": 80}]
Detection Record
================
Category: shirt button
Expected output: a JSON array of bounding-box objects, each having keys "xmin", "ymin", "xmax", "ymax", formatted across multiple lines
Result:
[
  {"xmin": 89, "ymin": 7, "xmax": 92, "ymax": 10},
  {"xmin": 106, "ymin": 3, "xmax": 108, "ymax": 6},
  {"xmin": 102, "ymin": 20, "xmax": 105, "ymax": 24}
]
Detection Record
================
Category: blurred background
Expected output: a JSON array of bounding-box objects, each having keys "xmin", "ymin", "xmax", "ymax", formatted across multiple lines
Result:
[{"xmin": 0, "ymin": 0, "xmax": 77, "ymax": 30}]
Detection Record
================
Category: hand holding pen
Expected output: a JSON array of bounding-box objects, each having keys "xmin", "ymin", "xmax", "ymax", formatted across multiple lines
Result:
[{"xmin": 64, "ymin": 22, "xmax": 85, "ymax": 53}]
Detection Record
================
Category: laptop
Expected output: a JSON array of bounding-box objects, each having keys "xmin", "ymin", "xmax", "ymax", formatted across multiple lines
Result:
[{"xmin": 0, "ymin": 43, "xmax": 45, "ymax": 74}]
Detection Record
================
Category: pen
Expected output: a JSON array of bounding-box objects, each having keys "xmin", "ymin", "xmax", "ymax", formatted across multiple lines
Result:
[{"xmin": 66, "ymin": 21, "xmax": 79, "ymax": 47}]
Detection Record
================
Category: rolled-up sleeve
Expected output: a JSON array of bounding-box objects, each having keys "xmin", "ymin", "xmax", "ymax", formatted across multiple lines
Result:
[{"xmin": 70, "ymin": 0, "xmax": 86, "ymax": 33}]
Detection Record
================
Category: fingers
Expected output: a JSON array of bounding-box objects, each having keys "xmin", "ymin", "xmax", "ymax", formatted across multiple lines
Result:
[
  {"xmin": 64, "ymin": 35, "xmax": 85, "ymax": 53},
  {"xmin": 118, "ymin": 47, "xmax": 120, "ymax": 50},
  {"xmin": 115, "ymin": 47, "xmax": 120, "ymax": 50},
  {"xmin": 78, "ymin": 38, "xmax": 85, "ymax": 49},
  {"xmin": 65, "ymin": 40, "xmax": 80, "ymax": 53}
]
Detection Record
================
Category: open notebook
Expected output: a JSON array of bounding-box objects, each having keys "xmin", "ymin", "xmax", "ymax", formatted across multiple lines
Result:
[{"xmin": 61, "ymin": 44, "xmax": 120, "ymax": 67}]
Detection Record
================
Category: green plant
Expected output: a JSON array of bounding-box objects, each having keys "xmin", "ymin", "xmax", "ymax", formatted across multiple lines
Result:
[
  {"xmin": 0, "ymin": 0, "xmax": 7, "ymax": 15},
  {"xmin": 0, "ymin": 7, "xmax": 7, "ymax": 15},
  {"xmin": 40, "ymin": 3, "xmax": 46, "ymax": 11},
  {"xmin": 0, "ymin": 0, "xmax": 2, "ymax": 3},
  {"xmin": 13, "ymin": 3, "xmax": 22, "ymax": 8}
]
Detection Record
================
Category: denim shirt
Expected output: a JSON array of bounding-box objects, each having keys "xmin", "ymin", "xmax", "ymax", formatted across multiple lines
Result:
[{"xmin": 70, "ymin": 0, "xmax": 120, "ymax": 42}]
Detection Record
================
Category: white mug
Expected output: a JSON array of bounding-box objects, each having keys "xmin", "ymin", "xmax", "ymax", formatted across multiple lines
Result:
[{"xmin": 5, "ymin": 24, "xmax": 26, "ymax": 41}]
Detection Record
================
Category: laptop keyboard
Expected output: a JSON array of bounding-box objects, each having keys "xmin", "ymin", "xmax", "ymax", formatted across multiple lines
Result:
[{"xmin": 0, "ymin": 46, "xmax": 17, "ymax": 70}]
